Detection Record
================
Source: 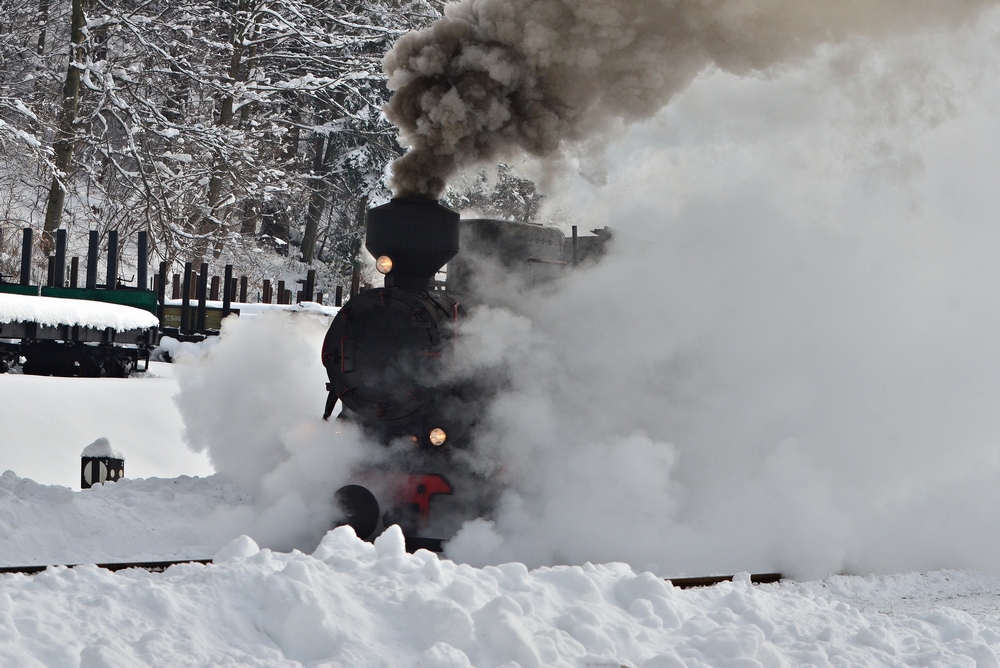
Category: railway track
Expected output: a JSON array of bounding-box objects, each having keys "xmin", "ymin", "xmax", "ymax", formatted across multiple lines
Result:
[
  {"xmin": 0, "ymin": 559, "xmax": 213, "ymax": 575},
  {"xmin": 0, "ymin": 559, "xmax": 781, "ymax": 588}
]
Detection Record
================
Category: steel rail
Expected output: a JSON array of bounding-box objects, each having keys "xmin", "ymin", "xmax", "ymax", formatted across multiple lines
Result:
[{"xmin": 0, "ymin": 559, "xmax": 781, "ymax": 588}]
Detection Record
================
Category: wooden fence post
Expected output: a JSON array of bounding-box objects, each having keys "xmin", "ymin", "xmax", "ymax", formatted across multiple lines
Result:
[
  {"xmin": 222, "ymin": 265, "xmax": 232, "ymax": 317},
  {"xmin": 156, "ymin": 262, "xmax": 167, "ymax": 324},
  {"xmin": 54, "ymin": 229, "xmax": 66, "ymax": 287},
  {"xmin": 19, "ymin": 228, "xmax": 32, "ymax": 286},
  {"xmin": 137, "ymin": 231, "xmax": 148, "ymax": 290},
  {"xmin": 181, "ymin": 262, "xmax": 192, "ymax": 333},
  {"xmin": 106, "ymin": 230, "xmax": 118, "ymax": 290},
  {"xmin": 303, "ymin": 270, "xmax": 315, "ymax": 303},
  {"xmin": 86, "ymin": 230, "xmax": 98, "ymax": 289},
  {"xmin": 197, "ymin": 262, "xmax": 208, "ymax": 331}
]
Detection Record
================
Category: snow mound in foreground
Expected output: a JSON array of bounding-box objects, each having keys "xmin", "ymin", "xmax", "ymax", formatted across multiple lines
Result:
[
  {"xmin": 3, "ymin": 474, "xmax": 1000, "ymax": 666},
  {"xmin": 2, "ymin": 526, "xmax": 1000, "ymax": 667}
]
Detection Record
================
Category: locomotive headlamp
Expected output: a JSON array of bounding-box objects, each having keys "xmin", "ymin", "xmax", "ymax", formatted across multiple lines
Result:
[
  {"xmin": 375, "ymin": 255, "xmax": 393, "ymax": 274},
  {"xmin": 429, "ymin": 428, "xmax": 447, "ymax": 446}
]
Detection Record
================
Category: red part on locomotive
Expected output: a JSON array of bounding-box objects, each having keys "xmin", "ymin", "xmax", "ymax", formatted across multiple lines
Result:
[{"xmin": 394, "ymin": 474, "xmax": 453, "ymax": 527}]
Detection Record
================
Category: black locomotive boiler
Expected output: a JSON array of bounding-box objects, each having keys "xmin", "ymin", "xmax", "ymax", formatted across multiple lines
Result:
[{"xmin": 321, "ymin": 197, "xmax": 609, "ymax": 550}]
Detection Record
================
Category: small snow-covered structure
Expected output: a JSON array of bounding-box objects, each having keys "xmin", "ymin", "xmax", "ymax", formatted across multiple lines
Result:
[{"xmin": 81, "ymin": 437, "xmax": 125, "ymax": 489}]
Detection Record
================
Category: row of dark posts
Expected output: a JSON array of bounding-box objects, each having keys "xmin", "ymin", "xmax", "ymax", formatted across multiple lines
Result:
[
  {"xmin": 18, "ymin": 228, "xmax": 142, "ymax": 291},
  {"xmin": 162, "ymin": 263, "xmax": 343, "ymax": 334},
  {"xmin": 13, "ymin": 227, "xmax": 349, "ymax": 336}
]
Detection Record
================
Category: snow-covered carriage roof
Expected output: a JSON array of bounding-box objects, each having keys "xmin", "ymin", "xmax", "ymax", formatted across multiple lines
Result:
[{"xmin": 0, "ymin": 292, "xmax": 159, "ymax": 333}]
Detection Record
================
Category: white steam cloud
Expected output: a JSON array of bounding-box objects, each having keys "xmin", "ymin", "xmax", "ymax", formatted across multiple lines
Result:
[
  {"xmin": 384, "ymin": 0, "xmax": 997, "ymax": 197},
  {"xmin": 443, "ymin": 13, "xmax": 1000, "ymax": 579},
  {"xmin": 174, "ymin": 312, "xmax": 376, "ymax": 552}
]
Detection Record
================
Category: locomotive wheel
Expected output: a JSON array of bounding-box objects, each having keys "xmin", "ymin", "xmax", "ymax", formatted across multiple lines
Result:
[{"xmin": 334, "ymin": 485, "xmax": 380, "ymax": 540}]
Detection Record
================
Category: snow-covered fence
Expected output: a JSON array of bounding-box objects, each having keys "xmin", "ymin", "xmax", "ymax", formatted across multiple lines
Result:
[
  {"xmin": 158, "ymin": 264, "xmax": 345, "ymax": 340},
  {"xmin": 38, "ymin": 228, "xmax": 142, "ymax": 292},
  {"xmin": 3, "ymin": 226, "xmax": 348, "ymax": 343}
]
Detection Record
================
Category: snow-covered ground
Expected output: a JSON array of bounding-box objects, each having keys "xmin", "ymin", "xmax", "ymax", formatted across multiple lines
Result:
[
  {"xmin": 3, "ymin": 440, "xmax": 1000, "ymax": 668},
  {"xmin": 4, "ymin": 517, "xmax": 1000, "ymax": 666},
  {"xmin": 0, "ymin": 362, "xmax": 212, "ymax": 487},
  {"xmin": 1, "ymin": 310, "xmax": 999, "ymax": 666}
]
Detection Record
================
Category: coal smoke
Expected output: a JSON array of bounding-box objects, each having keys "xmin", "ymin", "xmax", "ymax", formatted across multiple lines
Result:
[{"xmin": 384, "ymin": 0, "xmax": 997, "ymax": 198}]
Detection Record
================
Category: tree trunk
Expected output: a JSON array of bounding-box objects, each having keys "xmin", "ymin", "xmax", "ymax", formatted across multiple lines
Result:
[
  {"xmin": 191, "ymin": 0, "xmax": 253, "ymax": 263},
  {"xmin": 348, "ymin": 198, "xmax": 367, "ymax": 293},
  {"xmin": 36, "ymin": 0, "xmax": 49, "ymax": 55},
  {"xmin": 41, "ymin": 0, "xmax": 86, "ymax": 250},
  {"xmin": 300, "ymin": 132, "xmax": 337, "ymax": 264}
]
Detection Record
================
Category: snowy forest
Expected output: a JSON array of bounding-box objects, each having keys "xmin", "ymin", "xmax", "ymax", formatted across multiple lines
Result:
[{"xmin": 0, "ymin": 0, "xmax": 538, "ymax": 295}]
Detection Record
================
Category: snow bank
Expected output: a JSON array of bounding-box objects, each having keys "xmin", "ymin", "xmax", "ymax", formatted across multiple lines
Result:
[
  {"xmin": 0, "ymin": 292, "xmax": 158, "ymax": 332},
  {"xmin": 3, "ymin": 526, "xmax": 1000, "ymax": 667},
  {"xmin": 0, "ymin": 472, "xmax": 253, "ymax": 566}
]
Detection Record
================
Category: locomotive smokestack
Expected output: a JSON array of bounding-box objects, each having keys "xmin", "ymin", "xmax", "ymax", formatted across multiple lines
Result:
[{"xmin": 366, "ymin": 198, "xmax": 460, "ymax": 290}]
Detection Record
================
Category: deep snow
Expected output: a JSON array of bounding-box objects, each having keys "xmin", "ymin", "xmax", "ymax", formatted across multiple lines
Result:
[
  {"xmin": 0, "ymin": 362, "xmax": 212, "ymax": 486},
  {"xmin": 4, "ymin": 516, "xmax": 1000, "ymax": 666},
  {"xmin": 2, "ymin": 312, "xmax": 1000, "ymax": 666}
]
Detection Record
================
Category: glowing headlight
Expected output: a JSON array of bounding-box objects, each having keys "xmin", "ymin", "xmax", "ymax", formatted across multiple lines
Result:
[
  {"xmin": 375, "ymin": 255, "xmax": 393, "ymax": 274},
  {"xmin": 429, "ymin": 428, "xmax": 447, "ymax": 446}
]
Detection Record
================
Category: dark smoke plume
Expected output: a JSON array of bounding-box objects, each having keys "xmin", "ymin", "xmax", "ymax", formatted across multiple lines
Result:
[{"xmin": 384, "ymin": 0, "xmax": 996, "ymax": 198}]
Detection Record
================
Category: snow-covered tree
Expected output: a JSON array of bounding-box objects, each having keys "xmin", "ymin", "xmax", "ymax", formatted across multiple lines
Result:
[
  {"xmin": 445, "ymin": 164, "xmax": 546, "ymax": 225},
  {"xmin": 0, "ymin": 0, "xmax": 449, "ymax": 295}
]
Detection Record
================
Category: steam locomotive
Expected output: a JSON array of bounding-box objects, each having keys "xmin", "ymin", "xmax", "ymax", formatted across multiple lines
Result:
[{"xmin": 321, "ymin": 197, "xmax": 608, "ymax": 551}]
